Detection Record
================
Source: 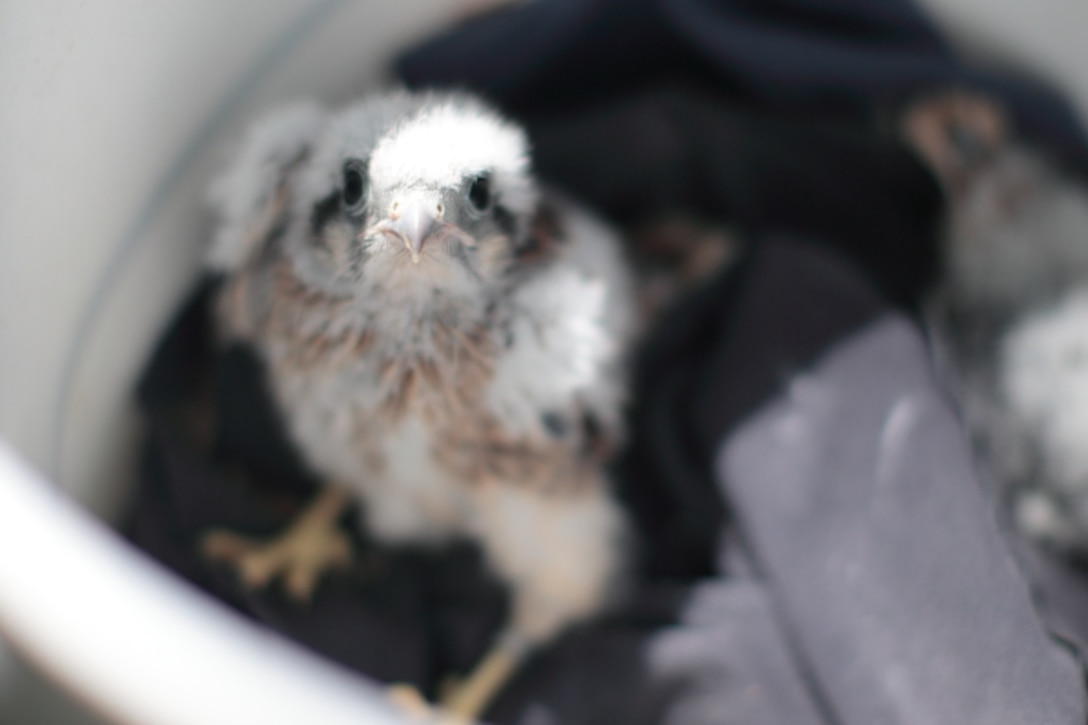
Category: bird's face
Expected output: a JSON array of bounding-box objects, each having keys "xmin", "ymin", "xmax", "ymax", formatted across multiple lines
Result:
[{"xmin": 290, "ymin": 95, "xmax": 537, "ymax": 301}]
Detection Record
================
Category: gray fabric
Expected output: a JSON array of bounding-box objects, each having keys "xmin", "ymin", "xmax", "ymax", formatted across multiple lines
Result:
[
  {"xmin": 1015, "ymin": 540, "xmax": 1088, "ymax": 667},
  {"xmin": 647, "ymin": 581, "xmax": 826, "ymax": 725},
  {"xmin": 719, "ymin": 315, "xmax": 1086, "ymax": 725}
]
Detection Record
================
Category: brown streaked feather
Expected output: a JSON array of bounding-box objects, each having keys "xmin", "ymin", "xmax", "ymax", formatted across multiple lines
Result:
[
  {"xmin": 219, "ymin": 234, "xmax": 610, "ymax": 497},
  {"xmin": 432, "ymin": 414, "xmax": 602, "ymax": 495}
]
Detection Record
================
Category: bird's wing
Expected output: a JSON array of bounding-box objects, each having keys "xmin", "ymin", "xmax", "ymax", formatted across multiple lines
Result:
[
  {"xmin": 206, "ymin": 103, "xmax": 326, "ymax": 273},
  {"xmin": 486, "ymin": 193, "xmax": 636, "ymax": 443}
]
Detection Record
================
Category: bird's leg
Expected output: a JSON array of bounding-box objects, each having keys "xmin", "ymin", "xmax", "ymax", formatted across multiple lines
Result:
[
  {"xmin": 436, "ymin": 482, "xmax": 627, "ymax": 722},
  {"xmin": 201, "ymin": 486, "xmax": 352, "ymax": 602},
  {"xmin": 439, "ymin": 630, "xmax": 529, "ymax": 722}
]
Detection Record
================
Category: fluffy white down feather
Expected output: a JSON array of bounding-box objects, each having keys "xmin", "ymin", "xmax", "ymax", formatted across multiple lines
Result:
[
  {"xmin": 487, "ymin": 194, "xmax": 636, "ymax": 440},
  {"xmin": 1001, "ymin": 289, "xmax": 1088, "ymax": 543},
  {"xmin": 206, "ymin": 103, "xmax": 325, "ymax": 272}
]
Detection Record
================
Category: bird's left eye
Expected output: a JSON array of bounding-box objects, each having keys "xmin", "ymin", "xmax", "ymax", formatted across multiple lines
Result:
[
  {"xmin": 468, "ymin": 173, "xmax": 492, "ymax": 212},
  {"xmin": 341, "ymin": 160, "xmax": 368, "ymax": 214}
]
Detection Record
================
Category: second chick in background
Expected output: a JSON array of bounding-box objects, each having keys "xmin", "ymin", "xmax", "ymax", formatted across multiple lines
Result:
[{"xmin": 908, "ymin": 91, "xmax": 1088, "ymax": 554}]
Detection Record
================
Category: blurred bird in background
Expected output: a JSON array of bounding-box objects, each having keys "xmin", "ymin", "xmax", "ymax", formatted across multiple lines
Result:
[
  {"xmin": 198, "ymin": 90, "xmax": 636, "ymax": 721},
  {"xmin": 908, "ymin": 90, "xmax": 1088, "ymax": 555}
]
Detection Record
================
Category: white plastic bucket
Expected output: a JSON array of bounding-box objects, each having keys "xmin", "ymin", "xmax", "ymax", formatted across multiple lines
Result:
[
  {"xmin": 0, "ymin": 0, "xmax": 1086, "ymax": 722},
  {"xmin": 0, "ymin": 1, "xmax": 462, "ymax": 722}
]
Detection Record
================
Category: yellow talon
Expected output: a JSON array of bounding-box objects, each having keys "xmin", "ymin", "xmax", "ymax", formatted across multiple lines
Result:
[{"xmin": 201, "ymin": 487, "xmax": 352, "ymax": 602}]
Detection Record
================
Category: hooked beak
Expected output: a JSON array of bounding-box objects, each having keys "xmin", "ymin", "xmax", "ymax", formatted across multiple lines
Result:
[{"xmin": 389, "ymin": 200, "xmax": 439, "ymax": 264}]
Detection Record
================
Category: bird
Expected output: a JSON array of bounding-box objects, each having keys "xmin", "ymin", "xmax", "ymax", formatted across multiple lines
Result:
[
  {"xmin": 198, "ymin": 90, "xmax": 637, "ymax": 721},
  {"xmin": 905, "ymin": 90, "xmax": 1088, "ymax": 554}
]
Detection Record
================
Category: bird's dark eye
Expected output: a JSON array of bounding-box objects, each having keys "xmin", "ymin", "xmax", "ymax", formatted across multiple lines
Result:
[
  {"xmin": 468, "ymin": 173, "xmax": 492, "ymax": 212},
  {"xmin": 341, "ymin": 160, "xmax": 367, "ymax": 213}
]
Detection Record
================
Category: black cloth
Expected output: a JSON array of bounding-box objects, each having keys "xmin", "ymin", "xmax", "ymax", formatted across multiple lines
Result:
[
  {"xmin": 527, "ymin": 88, "xmax": 944, "ymax": 309},
  {"xmin": 127, "ymin": 0, "xmax": 1088, "ymax": 722},
  {"xmin": 397, "ymin": 0, "xmax": 1088, "ymax": 177}
]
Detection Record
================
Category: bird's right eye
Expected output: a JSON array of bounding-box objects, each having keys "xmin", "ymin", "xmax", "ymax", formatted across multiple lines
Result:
[
  {"xmin": 468, "ymin": 173, "xmax": 492, "ymax": 212},
  {"xmin": 341, "ymin": 160, "xmax": 367, "ymax": 213}
]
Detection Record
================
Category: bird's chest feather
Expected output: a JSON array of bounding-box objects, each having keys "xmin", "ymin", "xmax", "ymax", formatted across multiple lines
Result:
[
  {"xmin": 220, "ymin": 261, "xmax": 607, "ymax": 539},
  {"xmin": 253, "ymin": 323, "xmax": 484, "ymax": 539},
  {"xmin": 269, "ymin": 325, "xmax": 587, "ymax": 542},
  {"xmin": 269, "ymin": 318, "xmax": 496, "ymax": 470}
]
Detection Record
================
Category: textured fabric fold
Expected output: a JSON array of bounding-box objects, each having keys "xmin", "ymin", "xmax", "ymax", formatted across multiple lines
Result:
[{"xmin": 718, "ymin": 243, "xmax": 1086, "ymax": 724}]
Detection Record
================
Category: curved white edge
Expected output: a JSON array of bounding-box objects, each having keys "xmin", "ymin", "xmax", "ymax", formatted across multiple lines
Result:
[{"xmin": 0, "ymin": 439, "xmax": 406, "ymax": 725}]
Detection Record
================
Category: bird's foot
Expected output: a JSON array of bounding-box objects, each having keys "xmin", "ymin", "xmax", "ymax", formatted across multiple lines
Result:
[
  {"xmin": 385, "ymin": 646, "xmax": 520, "ymax": 725},
  {"xmin": 201, "ymin": 488, "xmax": 352, "ymax": 602},
  {"xmin": 387, "ymin": 684, "xmax": 470, "ymax": 725}
]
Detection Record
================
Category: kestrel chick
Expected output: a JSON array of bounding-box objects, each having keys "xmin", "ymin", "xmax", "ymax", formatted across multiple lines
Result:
[{"xmin": 201, "ymin": 90, "xmax": 636, "ymax": 721}]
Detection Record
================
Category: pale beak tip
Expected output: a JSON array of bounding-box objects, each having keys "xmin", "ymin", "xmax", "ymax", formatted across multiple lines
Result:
[
  {"xmin": 402, "ymin": 236, "xmax": 422, "ymax": 264},
  {"xmin": 391, "ymin": 201, "xmax": 438, "ymax": 258}
]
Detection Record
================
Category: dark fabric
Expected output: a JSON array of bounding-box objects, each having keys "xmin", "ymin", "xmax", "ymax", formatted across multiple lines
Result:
[
  {"xmin": 398, "ymin": 0, "xmax": 1088, "ymax": 177},
  {"xmin": 526, "ymin": 87, "xmax": 943, "ymax": 310}
]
